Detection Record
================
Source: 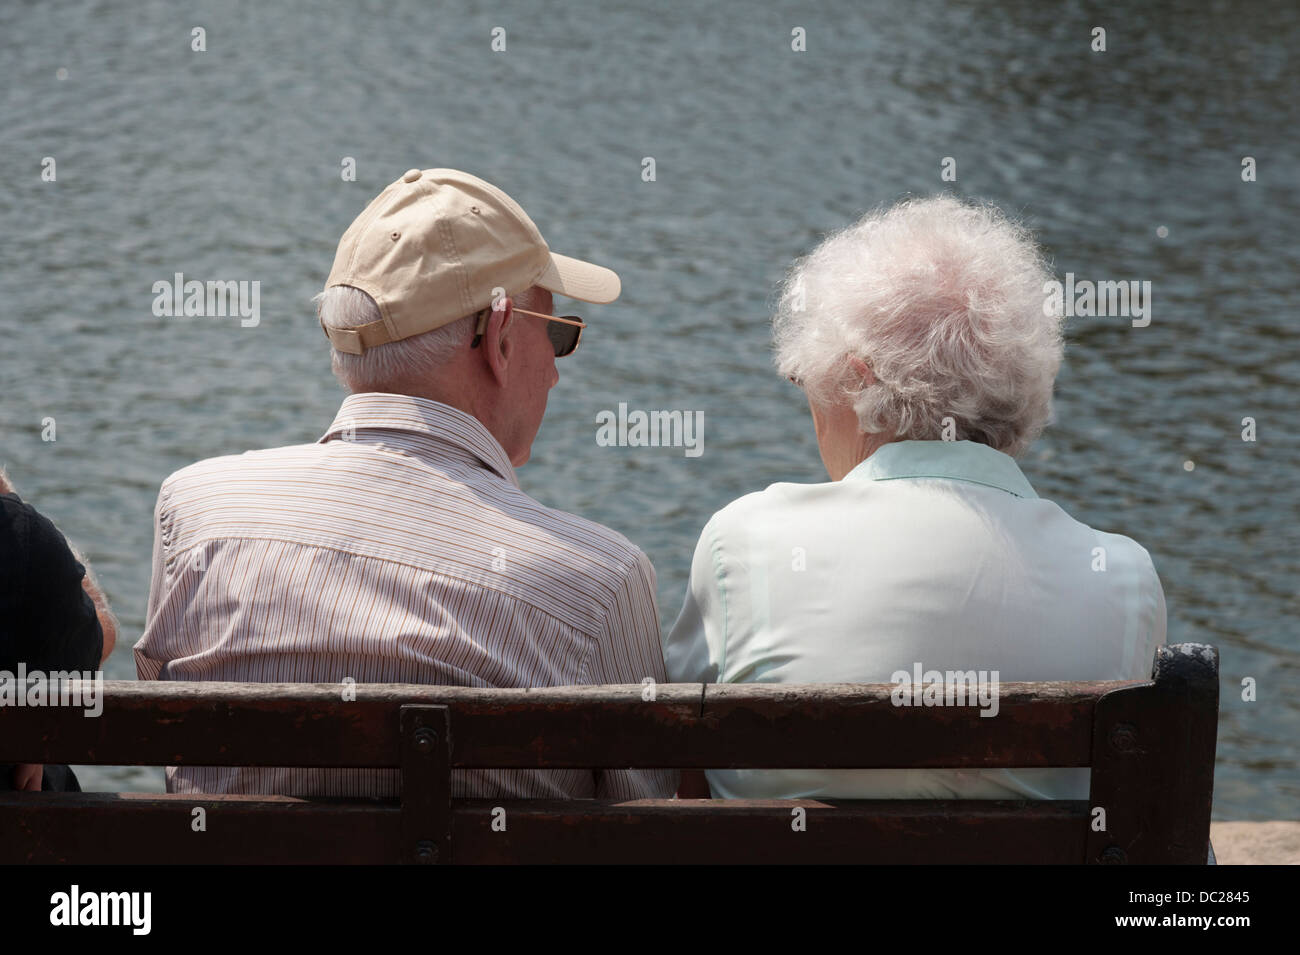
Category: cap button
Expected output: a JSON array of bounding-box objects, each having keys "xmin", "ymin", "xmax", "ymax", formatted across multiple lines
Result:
[{"xmin": 402, "ymin": 168, "xmax": 422, "ymax": 183}]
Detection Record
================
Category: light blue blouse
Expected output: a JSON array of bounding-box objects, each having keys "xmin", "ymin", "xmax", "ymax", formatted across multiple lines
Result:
[{"xmin": 664, "ymin": 440, "xmax": 1167, "ymax": 800}]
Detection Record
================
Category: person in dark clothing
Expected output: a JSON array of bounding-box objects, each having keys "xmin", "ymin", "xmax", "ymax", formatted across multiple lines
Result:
[{"xmin": 0, "ymin": 467, "xmax": 116, "ymax": 791}]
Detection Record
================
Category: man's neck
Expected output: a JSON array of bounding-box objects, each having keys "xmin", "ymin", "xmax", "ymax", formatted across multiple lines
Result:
[{"xmin": 352, "ymin": 380, "xmax": 515, "ymax": 465}]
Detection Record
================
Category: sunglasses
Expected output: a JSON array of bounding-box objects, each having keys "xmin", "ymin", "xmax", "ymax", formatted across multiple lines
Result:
[{"xmin": 471, "ymin": 306, "xmax": 587, "ymax": 358}]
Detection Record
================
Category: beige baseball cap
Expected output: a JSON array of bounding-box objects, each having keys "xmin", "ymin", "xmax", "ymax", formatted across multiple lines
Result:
[{"xmin": 320, "ymin": 167, "xmax": 621, "ymax": 354}]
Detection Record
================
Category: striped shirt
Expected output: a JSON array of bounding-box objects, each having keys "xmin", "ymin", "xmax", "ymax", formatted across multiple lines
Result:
[{"xmin": 135, "ymin": 392, "xmax": 676, "ymax": 800}]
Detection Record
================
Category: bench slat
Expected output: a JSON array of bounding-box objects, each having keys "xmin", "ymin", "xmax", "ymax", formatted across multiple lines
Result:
[
  {"xmin": 0, "ymin": 793, "xmax": 1090, "ymax": 864},
  {"xmin": 1, "ymin": 680, "xmax": 1113, "ymax": 768},
  {"xmin": 0, "ymin": 792, "xmax": 399, "ymax": 865}
]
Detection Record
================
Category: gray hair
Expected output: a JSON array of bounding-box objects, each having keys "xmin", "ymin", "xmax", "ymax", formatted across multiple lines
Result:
[
  {"xmin": 315, "ymin": 286, "xmax": 477, "ymax": 392},
  {"xmin": 67, "ymin": 540, "xmax": 119, "ymax": 644},
  {"xmin": 772, "ymin": 195, "xmax": 1064, "ymax": 457}
]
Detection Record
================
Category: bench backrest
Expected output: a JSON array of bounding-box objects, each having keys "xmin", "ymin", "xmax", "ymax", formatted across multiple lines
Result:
[{"xmin": 0, "ymin": 643, "xmax": 1218, "ymax": 863}]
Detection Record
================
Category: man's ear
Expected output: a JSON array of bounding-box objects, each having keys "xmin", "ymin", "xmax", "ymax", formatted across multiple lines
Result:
[{"xmin": 480, "ymin": 298, "xmax": 515, "ymax": 388}]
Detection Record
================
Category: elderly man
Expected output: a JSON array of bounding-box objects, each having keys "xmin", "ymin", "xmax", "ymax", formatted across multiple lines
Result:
[
  {"xmin": 665, "ymin": 196, "xmax": 1166, "ymax": 800},
  {"xmin": 136, "ymin": 168, "xmax": 675, "ymax": 800}
]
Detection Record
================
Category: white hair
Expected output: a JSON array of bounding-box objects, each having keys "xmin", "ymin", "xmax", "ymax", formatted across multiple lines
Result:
[
  {"xmin": 772, "ymin": 195, "xmax": 1064, "ymax": 457},
  {"xmin": 315, "ymin": 286, "xmax": 478, "ymax": 392},
  {"xmin": 66, "ymin": 540, "xmax": 119, "ymax": 645}
]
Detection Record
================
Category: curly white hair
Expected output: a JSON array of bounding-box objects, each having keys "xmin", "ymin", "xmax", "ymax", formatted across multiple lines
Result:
[{"xmin": 773, "ymin": 195, "xmax": 1064, "ymax": 457}]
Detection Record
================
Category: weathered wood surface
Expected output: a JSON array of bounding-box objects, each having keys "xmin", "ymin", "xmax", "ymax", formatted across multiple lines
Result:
[
  {"xmin": 0, "ymin": 793, "xmax": 1090, "ymax": 864},
  {"xmin": 1, "ymin": 679, "xmax": 1119, "ymax": 768},
  {"xmin": 0, "ymin": 644, "xmax": 1219, "ymax": 864},
  {"xmin": 1086, "ymin": 643, "xmax": 1219, "ymax": 864},
  {"xmin": 399, "ymin": 705, "xmax": 451, "ymax": 864}
]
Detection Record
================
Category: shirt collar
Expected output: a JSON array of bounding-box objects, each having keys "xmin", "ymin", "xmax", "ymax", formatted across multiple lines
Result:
[
  {"xmin": 844, "ymin": 440, "xmax": 1038, "ymax": 499},
  {"xmin": 318, "ymin": 392, "xmax": 519, "ymax": 488}
]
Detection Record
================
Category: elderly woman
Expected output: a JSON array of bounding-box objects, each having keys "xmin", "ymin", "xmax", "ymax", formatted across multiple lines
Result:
[{"xmin": 664, "ymin": 196, "xmax": 1166, "ymax": 800}]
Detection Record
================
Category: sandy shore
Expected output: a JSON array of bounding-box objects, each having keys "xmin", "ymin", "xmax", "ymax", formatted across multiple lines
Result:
[{"xmin": 1211, "ymin": 821, "xmax": 1300, "ymax": 864}]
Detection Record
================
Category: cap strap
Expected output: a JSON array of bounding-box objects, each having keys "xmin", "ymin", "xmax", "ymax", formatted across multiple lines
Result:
[{"xmin": 319, "ymin": 315, "xmax": 397, "ymax": 355}]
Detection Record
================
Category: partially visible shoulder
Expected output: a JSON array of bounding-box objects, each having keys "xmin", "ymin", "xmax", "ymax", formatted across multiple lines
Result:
[
  {"xmin": 0, "ymin": 491, "xmax": 32, "ymax": 521},
  {"xmin": 0, "ymin": 491, "xmax": 48, "ymax": 543},
  {"xmin": 1098, "ymin": 526, "xmax": 1161, "ymax": 576},
  {"xmin": 0, "ymin": 493, "xmax": 77, "ymax": 574},
  {"xmin": 160, "ymin": 443, "xmax": 320, "ymax": 496},
  {"xmin": 506, "ymin": 489, "xmax": 651, "ymax": 580},
  {"xmin": 1038, "ymin": 498, "xmax": 1161, "ymax": 576},
  {"xmin": 162, "ymin": 453, "xmax": 239, "ymax": 487},
  {"xmin": 699, "ymin": 478, "xmax": 838, "ymax": 543}
]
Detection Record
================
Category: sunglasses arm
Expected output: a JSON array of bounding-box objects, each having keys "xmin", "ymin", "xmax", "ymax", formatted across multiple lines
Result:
[{"xmin": 470, "ymin": 306, "xmax": 586, "ymax": 350}]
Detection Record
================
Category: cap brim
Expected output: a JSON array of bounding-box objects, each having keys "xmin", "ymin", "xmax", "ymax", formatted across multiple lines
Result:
[{"xmin": 535, "ymin": 252, "xmax": 621, "ymax": 304}]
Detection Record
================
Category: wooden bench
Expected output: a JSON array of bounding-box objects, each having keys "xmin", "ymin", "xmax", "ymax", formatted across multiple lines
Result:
[{"xmin": 0, "ymin": 642, "xmax": 1218, "ymax": 864}]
